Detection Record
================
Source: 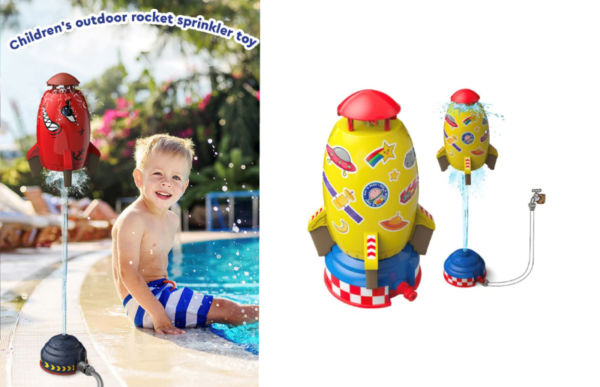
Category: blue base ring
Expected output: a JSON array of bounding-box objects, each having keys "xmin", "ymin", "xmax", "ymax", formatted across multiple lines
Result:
[{"xmin": 325, "ymin": 243, "xmax": 420, "ymax": 290}]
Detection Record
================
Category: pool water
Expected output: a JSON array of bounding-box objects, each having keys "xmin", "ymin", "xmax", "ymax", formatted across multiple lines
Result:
[{"xmin": 168, "ymin": 237, "xmax": 259, "ymax": 354}]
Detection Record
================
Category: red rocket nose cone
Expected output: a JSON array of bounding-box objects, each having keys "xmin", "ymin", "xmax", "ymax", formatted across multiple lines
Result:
[
  {"xmin": 47, "ymin": 73, "xmax": 80, "ymax": 86},
  {"xmin": 451, "ymin": 89, "xmax": 480, "ymax": 105},
  {"xmin": 337, "ymin": 89, "xmax": 400, "ymax": 121}
]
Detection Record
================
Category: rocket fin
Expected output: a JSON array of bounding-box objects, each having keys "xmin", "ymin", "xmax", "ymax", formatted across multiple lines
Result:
[
  {"xmin": 436, "ymin": 147, "xmax": 449, "ymax": 171},
  {"xmin": 409, "ymin": 205, "xmax": 435, "ymax": 255},
  {"xmin": 464, "ymin": 156, "xmax": 471, "ymax": 185},
  {"xmin": 364, "ymin": 232, "xmax": 378, "ymax": 289},
  {"xmin": 26, "ymin": 144, "xmax": 42, "ymax": 177},
  {"xmin": 308, "ymin": 207, "xmax": 334, "ymax": 256},
  {"xmin": 486, "ymin": 144, "xmax": 498, "ymax": 170},
  {"xmin": 85, "ymin": 142, "xmax": 101, "ymax": 175},
  {"xmin": 63, "ymin": 150, "xmax": 73, "ymax": 187}
]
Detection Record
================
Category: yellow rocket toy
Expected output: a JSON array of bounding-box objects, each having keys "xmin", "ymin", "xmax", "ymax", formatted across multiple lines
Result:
[
  {"xmin": 308, "ymin": 90, "xmax": 435, "ymax": 308},
  {"xmin": 436, "ymin": 89, "xmax": 498, "ymax": 184}
]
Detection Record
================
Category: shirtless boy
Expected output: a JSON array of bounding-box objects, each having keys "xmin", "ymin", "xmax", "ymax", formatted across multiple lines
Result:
[{"xmin": 112, "ymin": 134, "xmax": 258, "ymax": 335}]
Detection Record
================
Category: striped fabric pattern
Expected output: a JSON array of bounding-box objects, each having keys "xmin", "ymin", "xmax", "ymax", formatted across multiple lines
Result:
[{"xmin": 122, "ymin": 279, "xmax": 213, "ymax": 329}]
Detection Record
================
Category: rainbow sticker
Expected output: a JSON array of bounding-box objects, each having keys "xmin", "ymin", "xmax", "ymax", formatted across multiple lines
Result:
[
  {"xmin": 463, "ymin": 116, "xmax": 473, "ymax": 125},
  {"xmin": 365, "ymin": 141, "xmax": 396, "ymax": 168}
]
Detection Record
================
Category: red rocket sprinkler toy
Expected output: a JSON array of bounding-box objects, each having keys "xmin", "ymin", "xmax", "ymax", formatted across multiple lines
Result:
[{"xmin": 26, "ymin": 73, "xmax": 100, "ymax": 186}]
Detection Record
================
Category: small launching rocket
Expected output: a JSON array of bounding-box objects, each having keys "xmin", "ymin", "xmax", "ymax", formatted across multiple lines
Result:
[
  {"xmin": 436, "ymin": 89, "xmax": 498, "ymax": 184},
  {"xmin": 27, "ymin": 73, "xmax": 100, "ymax": 186}
]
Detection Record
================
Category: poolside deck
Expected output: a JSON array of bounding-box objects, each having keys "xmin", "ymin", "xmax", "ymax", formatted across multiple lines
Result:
[{"xmin": 1, "ymin": 232, "xmax": 258, "ymax": 387}]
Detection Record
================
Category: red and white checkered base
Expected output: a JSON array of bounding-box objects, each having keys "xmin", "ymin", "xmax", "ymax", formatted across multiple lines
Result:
[
  {"xmin": 443, "ymin": 270, "xmax": 486, "ymax": 288},
  {"xmin": 324, "ymin": 266, "xmax": 422, "ymax": 308}
]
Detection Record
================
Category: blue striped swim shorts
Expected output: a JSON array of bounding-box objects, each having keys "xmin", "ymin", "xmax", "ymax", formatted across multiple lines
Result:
[{"xmin": 122, "ymin": 279, "xmax": 213, "ymax": 329}]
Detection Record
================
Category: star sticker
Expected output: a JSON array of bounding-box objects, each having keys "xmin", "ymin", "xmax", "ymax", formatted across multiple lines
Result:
[
  {"xmin": 389, "ymin": 169, "xmax": 400, "ymax": 181},
  {"xmin": 381, "ymin": 141, "xmax": 396, "ymax": 163}
]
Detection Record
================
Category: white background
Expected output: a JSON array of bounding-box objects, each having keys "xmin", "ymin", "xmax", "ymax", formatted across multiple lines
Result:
[{"xmin": 261, "ymin": 1, "xmax": 600, "ymax": 386}]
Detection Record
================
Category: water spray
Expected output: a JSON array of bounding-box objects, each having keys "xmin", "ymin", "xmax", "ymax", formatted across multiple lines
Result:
[{"xmin": 28, "ymin": 73, "xmax": 103, "ymax": 385}]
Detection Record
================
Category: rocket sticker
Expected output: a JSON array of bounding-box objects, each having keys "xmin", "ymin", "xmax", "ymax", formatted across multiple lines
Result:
[{"xmin": 399, "ymin": 176, "xmax": 419, "ymax": 205}]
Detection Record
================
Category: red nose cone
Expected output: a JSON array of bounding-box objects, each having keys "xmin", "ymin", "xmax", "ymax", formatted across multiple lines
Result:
[
  {"xmin": 47, "ymin": 73, "xmax": 80, "ymax": 86},
  {"xmin": 337, "ymin": 90, "xmax": 400, "ymax": 121},
  {"xmin": 451, "ymin": 89, "xmax": 480, "ymax": 105}
]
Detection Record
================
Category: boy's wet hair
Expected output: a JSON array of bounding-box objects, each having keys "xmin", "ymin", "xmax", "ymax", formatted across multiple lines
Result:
[{"xmin": 134, "ymin": 134, "xmax": 195, "ymax": 176}]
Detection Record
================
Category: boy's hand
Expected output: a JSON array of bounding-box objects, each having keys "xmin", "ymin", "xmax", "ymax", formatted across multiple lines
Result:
[{"xmin": 152, "ymin": 313, "xmax": 186, "ymax": 335}]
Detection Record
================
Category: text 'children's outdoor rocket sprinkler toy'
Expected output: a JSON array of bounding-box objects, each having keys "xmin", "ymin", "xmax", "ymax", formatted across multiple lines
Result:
[
  {"xmin": 436, "ymin": 89, "xmax": 545, "ymax": 288},
  {"xmin": 308, "ymin": 90, "xmax": 435, "ymax": 308},
  {"xmin": 27, "ymin": 73, "xmax": 104, "ymax": 385}
]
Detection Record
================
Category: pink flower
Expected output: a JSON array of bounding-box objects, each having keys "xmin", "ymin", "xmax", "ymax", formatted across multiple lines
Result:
[
  {"xmin": 127, "ymin": 140, "xmax": 135, "ymax": 147},
  {"xmin": 116, "ymin": 97, "xmax": 129, "ymax": 110},
  {"xmin": 185, "ymin": 95, "xmax": 192, "ymax": 105},
  {"xmin": 178, "ymin": 128, "xmax": 193, "ymax": 138},
  {"xmin": 122, "ymin": 148, "xmax": 132, "ymax": 158},
  {"xmin": 256, "ymin": 91, "xmax": 260, "ymax": 101},
  {"xmin": 198, "ymin": 93, "xmax": 211, "ymax": 111}
]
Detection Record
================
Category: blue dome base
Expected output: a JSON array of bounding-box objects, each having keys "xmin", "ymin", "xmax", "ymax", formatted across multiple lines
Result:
[
  {"xmin": 325, "ymin": 244, "xmax": 420, "ymax": 290},
  {"xmin": 444, "ymin": 248, "xmax": 486, "ymax": 280}
]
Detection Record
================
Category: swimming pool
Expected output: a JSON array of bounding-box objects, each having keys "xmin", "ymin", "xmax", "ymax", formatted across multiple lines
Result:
[{"xmin": 168, "ymin": 237, "xmax": 259, "ymax": 354}]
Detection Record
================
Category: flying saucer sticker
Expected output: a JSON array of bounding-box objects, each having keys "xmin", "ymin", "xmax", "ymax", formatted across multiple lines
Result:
[
  {"xmin": 362, "ymin": 182, "xmax": 389, "ymax": 208},
  {"xmin": 326, "ymin": 144, "xmax": 357, "ymax": 178},
  {"xmin": 332, "ymin": 219, "xmax": 349, "ymax": 234},
  {"xmin": 462, "ymin": 116, "xmax": 473, "ymax": 126},
  {"xmin": 471, "ymin": 147, "xmax": 485, "ymax": 156},
  {"xmin": 389, "ymin": 168, "xmax": 400, "ymax": 182},
  {"xmin": 445, "ymin": 114, "xmax": 458, "ymax": 128},
  {"xmin": 482, "ymin": 117, "xmax": 488, "ymax": 126},
  {"xmin": 461, "ymin": 132, "xmax": 475, "ymax": 145},
  {"xmin": 444, "ymin": 130, "xmax": 462, "ymax": 152},
  {"xmin": 403, "ymin": 148, "xmax": 416, "ymax": 169},
  {"xmin": 399, "ymin": 175, "xmax": 419, "ymax": 205},
  {"xmin": 480, "ymin": 129, "xmax": 489, "ymax": 143},
  {"xmin": 379, "ymin": 212, "xmax": 410, "ymax": 232},
  {"xmin": 323, "ymin": 172, "xmax": 364, "ymax": 224},
  {"xmin": 364, "ymin": 141, "xmax": 396, "ymax": 168}
]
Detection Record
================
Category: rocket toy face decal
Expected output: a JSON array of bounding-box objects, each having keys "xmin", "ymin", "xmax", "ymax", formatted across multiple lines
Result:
[
  {"xmin": 389, "ymin": 168, "xmax": 400, "ymax": 182},
  {"xmin": 61, "ymin": 100, "xmax": 78, "ymax": 125},
  {"xmin": 379, "ymin": 212, "xmax": 410, "ymax": 232},
  {"xmin": 461, "ymin": 132, "xmax": 475, "ymax": 145},
  {"xmin": 445, "ymin": 114, "xmax": 458, "ymax": 128},
  {"xmin": 404, "ymin": 147, "xmax": 416, "ymax": 169},
  {"xmin": 326, "ymin": 144, "xmax": 357, "ymax": 177},
  {"xmin": 332, "ymin": 219, "xmax": 349, "ymax": 234},
  {"xmin": 362, "ymin": 182, "xmax": 389, "ymax": 208},
  {"xmin": 365, "ymin": 141, "xmax": 396, "ymax": 168},
  {"xmin": 399, "ymin": 175, "xmax": 419, "ymax": 204},
  {"xmin": 42, "ymin": 105, "xmax": 61, "ymax": 135}
]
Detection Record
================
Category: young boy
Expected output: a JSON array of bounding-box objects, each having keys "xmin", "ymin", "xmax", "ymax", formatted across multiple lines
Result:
[{"xmin": 112, "ymin": 134, "xmax": 258, "ymax": 335}]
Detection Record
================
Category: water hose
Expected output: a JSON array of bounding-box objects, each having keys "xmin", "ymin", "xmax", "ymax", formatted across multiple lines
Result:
[
  {"xmin": 483, "ymin": 189, "xmax": 545, "ymax": 287},
  {"xmin": 77, "ymin": 361, "xmax": 104, "ymax": 387}
]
